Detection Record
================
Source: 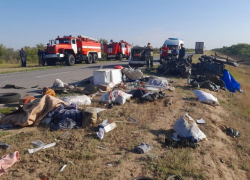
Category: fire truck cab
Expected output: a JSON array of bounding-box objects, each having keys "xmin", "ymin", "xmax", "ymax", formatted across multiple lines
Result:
[
  {"xmin": 45, "ymin": 35, "xmax": 101, "ymax": 66},
  {"xmin": 104, "ymin": 40, "xmax": 131, "ymax": 60}
]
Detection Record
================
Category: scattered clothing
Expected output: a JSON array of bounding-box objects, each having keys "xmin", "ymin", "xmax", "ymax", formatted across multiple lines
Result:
[
  {"xmin": 226, "ymin": 127, "xmax": 240, "ymax": 138},
  {"xmin": 141, "ymin": 91, "xmax": 166, "ymax": 102},
  {"xmin": 135, "ymin": 143, "xmax": 153, "ymax": 154},
  {"xmin": 0, "ymin": 124, "xmax": 14, "ymax": 129},
  {"xmin": 130, "ymin": 89, "xmax": 146, "ymax": 98},
  {"xmin": 0, "ymin": 95, "xmax": 66, "ymax": 127},
  {"xmin": 51, "ymin": 118, "xmax": 77, "ymax": 131},
  {"xmin": 165, "ymin": 138, "xmax": 199, "ymax": 149},
  {"xmin": 0, "ymin": 151, "xmax": 21, "ymax": 176},
  {"xmin": 0, "ymin": 143, "xmax": 11, "ymax": 150},
  {"xmin": 42, "ymin": 87, "xmax": 56, "ymax": 97}
]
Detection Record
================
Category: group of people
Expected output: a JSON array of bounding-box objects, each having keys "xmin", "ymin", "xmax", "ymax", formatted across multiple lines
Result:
[
  {"xmin": 19, "ymin": 48, "xmax": 46, "ymax": 67},
  {"xmin": 145, "ymin": 43, "xmax": 186, "ymax": 70},
  {"xmin": 161, "ymin": 43, "xmax": 186, "ymax": 59}
]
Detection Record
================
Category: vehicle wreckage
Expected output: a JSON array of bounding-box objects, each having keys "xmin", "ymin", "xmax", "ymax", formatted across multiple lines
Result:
[
  {"xmin": 158, "ymin": 53, "xmax": 244, "ymax": 91},
  {"xmin": 189, "ymin": 53, "xmax": 244, "ymax": 91},
  {"xmin": 157, "ymin": 55, "xmax": 193, "ymax": 77}
]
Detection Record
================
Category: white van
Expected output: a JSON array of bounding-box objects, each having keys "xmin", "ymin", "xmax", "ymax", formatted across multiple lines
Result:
[{"xmin": 161, "ymin": 38, "xmax": 184, "ymax": 56}]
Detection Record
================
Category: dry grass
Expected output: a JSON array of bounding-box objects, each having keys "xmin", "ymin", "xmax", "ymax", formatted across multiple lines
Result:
[{"xmin": 0, "ymin": 52, "xmax": 250, "ymax": 179}]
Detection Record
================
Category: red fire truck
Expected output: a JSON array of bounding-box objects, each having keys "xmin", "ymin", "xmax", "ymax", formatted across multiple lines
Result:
[
  {"xmin": 103, "ymin": 40, "xmax": 131, "ymax": 60},
  {"xmin": 45, "ymin": 35, "xmax": 101, "ymax": 66}
]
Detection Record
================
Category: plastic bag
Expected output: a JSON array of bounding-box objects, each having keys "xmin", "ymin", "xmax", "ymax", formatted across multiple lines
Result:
[
  {"xmin": 99, "ymin": 90, "xmax": 132, "ymax": 105},
  {"xmin": 193, "ymin": 90, "xmax": 219, "ymax": 106},
  {"xmin": 173, "ymin": 113, "xmax": 207, "ymax": 142},
  {"xmin": 53, "ymin": 79, "xmax": 65, "ymax": 88},
  {"xmin": 62, "ymin": 95, "xmax": 91, "ymax": 106},
  {"xmin": 148, "ymin": 76, "xmax": 168, "ymax": 87}
]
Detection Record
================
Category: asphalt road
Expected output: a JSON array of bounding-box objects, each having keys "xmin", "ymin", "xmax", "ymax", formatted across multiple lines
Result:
[{"xmin": 0, "ymin": 56, "xmax": 161, "ymax": 107}]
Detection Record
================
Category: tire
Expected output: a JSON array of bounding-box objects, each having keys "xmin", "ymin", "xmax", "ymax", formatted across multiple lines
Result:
[
  {"xmin": 65, "ymin": 54, "xmax": 75, "ymax": 66},
  {"xmin": 119, "ymin": 53, "xmax": 123, "ymax": 61},
  {"xmin": 85, "ymin": 54, "xmax": 93, "ymax": 64},
  {"xmin": 46, "ymin": 59, "xmax": 56, "ymax": 66},
  {"xmin": 92, "ymin": 54, "xmax": 98, "ymax": 63},
  {"xmin": 0, "ymin": 93, "xmax": 21, "ymax": 104}
]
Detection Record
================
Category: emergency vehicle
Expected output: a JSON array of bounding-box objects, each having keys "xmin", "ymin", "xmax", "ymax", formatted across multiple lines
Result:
[
  {"xmin": 45, "ymin": 35, "xmax": 101, "ymax": 66},
  {"xmin": 104, "ymin": 40, "xmax": 131, "ymax": 60},
  {"xmin": 160, "ymin": 38, "xmax": 184, "ymax": 58}
]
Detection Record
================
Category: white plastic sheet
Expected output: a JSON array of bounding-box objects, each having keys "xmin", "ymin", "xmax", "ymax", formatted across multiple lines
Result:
[
  {"xmin": 28, "ymin": 142, "xmax": 56, "ymax": 154},
  {"xmin": 148, "ymin": 76, "xmax": 168, "ymax": 87},
  {"xmin": 62, "ymin": 95, "xmax": 91, "ymax": 106},
  {"xmin": 193, "ymin": 90, "xmax": 219, "ymax": 106}
]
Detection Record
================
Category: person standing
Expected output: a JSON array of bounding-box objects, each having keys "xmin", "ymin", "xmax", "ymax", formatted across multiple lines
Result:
[
  {"xmin": 41, "ymin": 50, "xmax": 46, "ymax": 67},
  {"xmin": 37, "ymin": 49, "xmax": 42, "ymax": 66},
  {"xmin": 146, "ymin": 43, "xmax": 153, "ymax": 70},
  {"xmin": 171, "ymin": 46, "xmax": 178, "ymax": 59},
  {"xmin": 20, "ymin": 47, "xmax": 26, "ymax": 67},
  {"xmin": 179, "ymin": 44, "xmax": 186, "ymax": 59},
  {"xmin": 161, "ymin": 44, "xmax": 169, "ymax": 60}
]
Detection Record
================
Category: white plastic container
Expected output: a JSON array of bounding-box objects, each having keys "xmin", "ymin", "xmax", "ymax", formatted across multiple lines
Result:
[
  {"xmin": 93, "ymin": 69, "xmax": 122, "ymax": 85},
  {"xmin": 110, "ymin": 69, "xmax": 122, "ymax": 85},
  {"xmin": 93, "ymin": 69, "xmax": 111, "ymax": 85}
]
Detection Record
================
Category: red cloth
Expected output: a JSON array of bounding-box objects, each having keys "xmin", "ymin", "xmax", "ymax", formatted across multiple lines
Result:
[
  {"xmin": 114, "ymin": 65, "xmax": 124, "ymax": 70},
  {"xmin": 162, "ymin": 47, "xmax": 169, "ymax": 57}
]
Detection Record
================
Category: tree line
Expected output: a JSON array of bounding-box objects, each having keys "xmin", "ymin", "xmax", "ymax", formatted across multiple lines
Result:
[
  {"xmin": 213, "ymin": 43, "xmax": 250, "ymax": 57},
  {"xmin": 0, "ymin": 43, "xmax": 46, "ymax": 64}
]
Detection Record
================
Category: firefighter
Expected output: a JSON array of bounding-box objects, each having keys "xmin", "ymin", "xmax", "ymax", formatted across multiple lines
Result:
[
  {"xmin": 146, "ymin": 43, "xmax": 153, "ymax": 70},
  {"xmin": 179, "ymin": 44, "xmax": 186, "ymax": 59},
  {"xmin": 171, "ymin": 46, "xmax": 178, "ymax": 60},
  {"xmin": 20, "ymin": 47, "xmax": 26, "ymax": 67}
]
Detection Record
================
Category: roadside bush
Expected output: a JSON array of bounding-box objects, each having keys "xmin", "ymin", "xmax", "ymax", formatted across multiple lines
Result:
[
  {"xmin": 213, "ymin": 43, "xmax": 250, "ymax": 57},
  {"xmin": 0, "ymin": 43, "xmax": 46, "ymax": 64}
]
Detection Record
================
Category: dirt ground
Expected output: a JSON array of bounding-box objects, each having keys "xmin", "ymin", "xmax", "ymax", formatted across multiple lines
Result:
[{"xmin": 0, "ymin": 52, "xmax": 250, "ymax": 180}]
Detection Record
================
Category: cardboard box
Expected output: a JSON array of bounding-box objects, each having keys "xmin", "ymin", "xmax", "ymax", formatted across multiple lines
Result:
[{"xmin": 97, "ymin": 84, "xmax": 111, "ymax": 91}]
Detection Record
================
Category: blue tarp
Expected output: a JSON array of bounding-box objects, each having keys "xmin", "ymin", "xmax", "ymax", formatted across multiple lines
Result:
[{"xmin": 221, "ymin": 69, "xmax": 241, "ymax": 92}]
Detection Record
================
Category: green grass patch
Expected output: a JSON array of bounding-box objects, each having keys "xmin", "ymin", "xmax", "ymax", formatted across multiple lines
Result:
[
  {"xmin": 0, "ymin": 107, "xmax": 14, "ymax": 115},
  {"xmin": 144, "ymin": 149, "xmax": 206, "ymax": 179},
  {"xmin": 0, "ymin": 131, "xmax": 11, "ymax": 138}
]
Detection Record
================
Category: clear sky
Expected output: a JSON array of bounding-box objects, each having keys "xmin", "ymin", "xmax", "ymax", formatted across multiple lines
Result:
[{"xmin": 0, "ymin": 0, "xmax": 249, "ymax": 50}]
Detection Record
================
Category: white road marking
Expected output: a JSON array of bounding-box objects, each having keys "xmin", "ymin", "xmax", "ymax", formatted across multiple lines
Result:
[{"xmin": 35, "ymin": 71, "xmax": 70, "ymax": 78}]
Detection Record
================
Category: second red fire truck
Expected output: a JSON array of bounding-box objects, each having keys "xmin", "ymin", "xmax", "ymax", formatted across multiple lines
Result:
[
  {"xmin": 103, "ymin": 40, "xmax": 131, "ymax": 60},
  {"xmin": 45, "ymin": 35, "xmax": 101, "ymax": 66}
]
